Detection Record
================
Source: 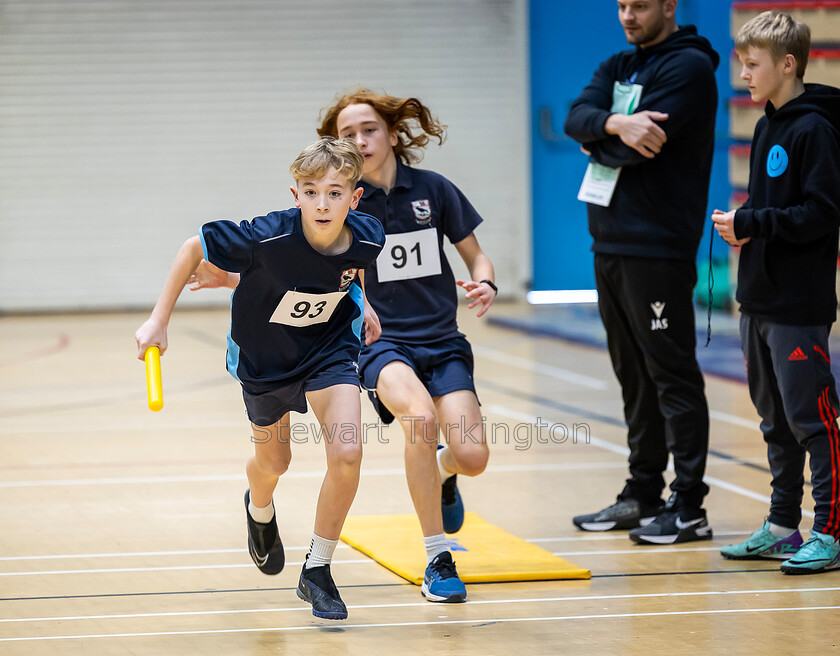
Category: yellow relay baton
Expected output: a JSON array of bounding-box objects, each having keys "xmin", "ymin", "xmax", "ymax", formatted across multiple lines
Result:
[{"xmin": 144, "ymin": 346, "xmax": 163, "ymax": 412}]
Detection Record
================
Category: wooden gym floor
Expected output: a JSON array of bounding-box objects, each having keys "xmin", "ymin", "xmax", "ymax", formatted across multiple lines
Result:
[{"xmin": 1, "ymin": 303, "xmax": 838, "ymax": 654}]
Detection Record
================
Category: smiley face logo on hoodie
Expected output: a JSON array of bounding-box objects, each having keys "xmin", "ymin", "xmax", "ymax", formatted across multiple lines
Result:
[{"xmin": 767, "ymin": 145, "xmax": 788, "ymax": 178}]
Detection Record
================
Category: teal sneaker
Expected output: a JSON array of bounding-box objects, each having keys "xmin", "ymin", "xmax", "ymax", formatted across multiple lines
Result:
[
  {"xmin": 720, "ymin": 522, "xmax": 803, "ymax": 560},
  {"xmin": 781, "ymin": 531, "xmax": 840, "ymax": 575},
  {"xmin": 421, "ymin": 552, "xmax": 467, "ymax": 603}
]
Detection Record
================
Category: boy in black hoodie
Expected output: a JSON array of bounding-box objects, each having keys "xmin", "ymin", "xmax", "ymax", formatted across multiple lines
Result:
[
  {"xmin": 714, "ymin": 10, "xmax": 840, "ymax": 574},
  {"xmin": 565, "ymin": 0, "xmax": 718, "ymax": 545}
]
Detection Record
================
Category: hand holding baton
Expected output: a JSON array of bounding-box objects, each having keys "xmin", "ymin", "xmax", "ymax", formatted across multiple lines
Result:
[{"xmin": 144, "ymin": 346, "xmax": 163, "ymax": 412}]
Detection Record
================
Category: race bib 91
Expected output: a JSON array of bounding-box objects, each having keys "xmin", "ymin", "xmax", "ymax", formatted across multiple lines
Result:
[
  {"xmin": 376, "ymin": 227, "xmax": 442, "ymax": 283},
  {"xmin": 269, "ymin": 290, "xmax": 346, "ymax": 327}
]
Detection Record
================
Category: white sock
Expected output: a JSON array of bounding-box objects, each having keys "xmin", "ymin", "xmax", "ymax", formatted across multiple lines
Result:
[
  {"xmin": 769, "ymin": 522, "xmax": 796, "ymax": 538},
  {"xmin": 306, "ymin": 534, "xmax": 338, "ymax": 569},
  {"xmin": 248, "ymin": 497, "xmax": 275, "ymax": 524},
  {"xmin": 423, "ymin": 533, "xmax": 449, "ymax": 564},
  {"xmin": 437, "ymin": 446, "xmax": 454, "ymax": 481}
]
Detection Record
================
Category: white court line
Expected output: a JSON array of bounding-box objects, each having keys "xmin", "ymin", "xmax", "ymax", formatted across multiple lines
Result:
[
  {"xmin": 710, "ymin": 410, "xmax": 760, "ymax": 431},
  {"xmin": 554, "ymin": 547, "xmax": 722, "ymax": 556},
  {"xmin": 3, "ymin": 587, "xmax": 837, "ymax": 625},
  {"xmin": 0, "ymin": 464, "xmax": 625, "ymax": 489},
  {"xmin": 2, "ymin": 606, "xmax": 837, "ymax": 642},
  {"xmin": 0, "ymin": 468, "xmax": 403, "ymax": 489},
  {"xmin": 488, "ymin": 404, "xmax": 815, "ymax": 518},
  {"xmin": 0, "ymin": 559, "xmax": 372, "ymax": 578},
  {"xmin": 0, "ymin": 542, "xmax": 790, "ymax": 576},
  {"xmin": 0, "ymin": 532, "xmax": 757, "ymax": 563},
  {"xmin": 529, "ymin": 531, "xmax": 753, "ymax": 543},
  {"xmin": 0, "ymin": 459, "xmax": 758, "ymax": 490},
  {"xmin": 0, "ymin": 407, "xmax": 767, "ymax": 490},
  {"xmin": 0, "ymin": 546, "xmax": 309, "ymax": 562},
  {"xmin": 472, "ymin": 345, "xmax": 608, "ymax": 390}
]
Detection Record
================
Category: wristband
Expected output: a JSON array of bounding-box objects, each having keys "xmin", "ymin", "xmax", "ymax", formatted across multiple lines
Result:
[{"xmin": 480, "ymin": 279, "xmax": 498, "ymax": 295}]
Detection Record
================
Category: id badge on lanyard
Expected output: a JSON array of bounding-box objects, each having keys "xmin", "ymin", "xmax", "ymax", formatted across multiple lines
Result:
[{"xmin": 577, "ymin": 81, "xmax": 644, "ymax": 207}]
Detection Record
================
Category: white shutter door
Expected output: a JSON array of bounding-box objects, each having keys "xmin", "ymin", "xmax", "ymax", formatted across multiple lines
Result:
[{"xmin": 0, "ymin": 0, "xmax": 529, "ymax": 310}]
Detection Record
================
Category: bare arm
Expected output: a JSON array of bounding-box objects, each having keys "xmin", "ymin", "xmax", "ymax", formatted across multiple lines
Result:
[
  {"xmin": 453, "ymin": 233, "xmax": 496, "ymax": 318},
  {"xmin": 188, "ymin": 259, "xmax": 240, "ymax": 290},
  {"xmin": 135, "ymin": 236, "xmax": 204, "ymax": 359}
]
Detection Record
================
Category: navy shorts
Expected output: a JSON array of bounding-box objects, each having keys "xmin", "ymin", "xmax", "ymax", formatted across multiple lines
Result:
[
  {"xmin": 359, "ymin": 335, "xmax": 476, "ymax": 423},
  {"xmin": 242, "ymin": 360, "xmax": 360, "ymax": 427}
]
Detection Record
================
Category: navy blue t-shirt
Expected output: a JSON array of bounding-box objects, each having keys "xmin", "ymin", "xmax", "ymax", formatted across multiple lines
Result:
[
  {"xmin": 359, "ymin": 162, "xmax": 483, "ymax": 343},
  {"xmin": 200, "ymin": 208, "xmax": 385, "ymax": 393}
]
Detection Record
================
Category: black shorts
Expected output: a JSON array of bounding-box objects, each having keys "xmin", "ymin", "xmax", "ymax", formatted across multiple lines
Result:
[
  {"xmin": 359, "ymin": 335, "xmax": 476, "ymax": 423},
  {"xmin": 242, "ymin": 360, "xmax": 360, "ymax": 427}
]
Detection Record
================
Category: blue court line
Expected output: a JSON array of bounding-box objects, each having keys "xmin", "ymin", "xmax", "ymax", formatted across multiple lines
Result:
[
  {"xmin": 476, "ymin": 376, "xmax": 805, "ymax": 485},
  {"xmin": 487, "ymin": 315, "xmax": 840, "ymax": 385}
]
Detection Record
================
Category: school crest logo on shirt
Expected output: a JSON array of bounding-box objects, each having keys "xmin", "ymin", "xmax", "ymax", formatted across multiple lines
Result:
[
  {"xmin": 339, "ymin": 268, "xmax": 358, "ymax": 291},
  {"xmin": 411, "ymin": 199, "xmax": 432, "ymax": 225}
]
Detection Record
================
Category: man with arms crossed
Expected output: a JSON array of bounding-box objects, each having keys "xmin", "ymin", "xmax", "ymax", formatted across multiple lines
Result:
[{"xmin": 564, "ymin": 0, "xmax": 719, "ymax": 544}]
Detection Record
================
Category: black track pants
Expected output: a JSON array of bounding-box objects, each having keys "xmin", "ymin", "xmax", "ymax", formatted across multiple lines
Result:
[
  {"xmin": 741, "ymin": 314, "xmax": 840, "ymax": 537},
  {"xmin": 594, "ymin": 253, "xmax": 710, "ymax": 511}
]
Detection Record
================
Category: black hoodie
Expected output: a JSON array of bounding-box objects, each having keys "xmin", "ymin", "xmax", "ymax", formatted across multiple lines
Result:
[
  {"xmin": 564, "ymin": 26, "xmax": 720, "ymax": 260},
  {"xmin": 734, "ymin": 84, "xmax": 840, "ymax": 325}
]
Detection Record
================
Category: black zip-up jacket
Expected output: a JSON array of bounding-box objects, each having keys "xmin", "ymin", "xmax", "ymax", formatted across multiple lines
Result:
[
  {"xmin": 564, "ymin": 26, "xmax": 719, "ymax": 260},
  {"xmin": 734, "ymin": 84, "xmax": 840, "ymax": 325}
]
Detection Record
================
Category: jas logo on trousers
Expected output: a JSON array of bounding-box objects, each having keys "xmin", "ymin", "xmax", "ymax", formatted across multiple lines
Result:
[{"xmin": 650, "ymin": 301, "xmax": 668, "ymax": 331}]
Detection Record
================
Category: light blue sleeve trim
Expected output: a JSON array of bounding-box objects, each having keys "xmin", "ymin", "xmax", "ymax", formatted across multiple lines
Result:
[
  {"xmin": 199, "ymin": 228, "xmax": 209, "ymax": 260},
  {"xmin": 225, "ymin": 290, "xmax": 242, "ymax": 383},
  {"xmin": 349, "ymin": 282, "xmax": 364, "ymax": 342}
]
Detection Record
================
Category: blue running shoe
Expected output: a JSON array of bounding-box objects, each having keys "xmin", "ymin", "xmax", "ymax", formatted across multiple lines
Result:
[
  {"xmin": 720, "ymin": 522, "xmax": 803, "ymax": 560},
  {"xmin": 781, "ymin": 531, "xmax": 840, "ymax": 575},
  {"xmin": 421, "ymin": 551, "xmax": 467, "ymax": 603},
  {"xmin": 438, "ymin": 445, "xmax": 464, "ymax": 534}
]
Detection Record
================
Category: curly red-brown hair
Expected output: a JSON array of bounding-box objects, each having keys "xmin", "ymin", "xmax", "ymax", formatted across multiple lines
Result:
[{"xmin": 318, "ymin": 88, "xmax": 447, "ymax": 165}]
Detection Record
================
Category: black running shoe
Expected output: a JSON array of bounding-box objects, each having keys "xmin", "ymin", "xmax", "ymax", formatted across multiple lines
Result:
[
  {"xmin": 297, "ymin": 561, "xmax": 348, "ymax": 620},
  {"xmin": 244, "ymin": 490, "xmax": 284, "ymax": 574},
  {"xmin": 572, "ymin": 497, "xmax": 662, "ymax": 531},
  {"xmin": 629, "ymin": 494, "xmax": 713, "ymax": 545}
]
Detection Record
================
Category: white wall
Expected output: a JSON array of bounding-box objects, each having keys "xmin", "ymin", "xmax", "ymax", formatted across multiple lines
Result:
[{"xmin": 0, "ymin": 0, "xmax": 530, "ymax": 311}]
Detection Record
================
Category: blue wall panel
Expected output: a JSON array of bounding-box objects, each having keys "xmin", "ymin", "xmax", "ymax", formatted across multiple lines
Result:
[{"xmin": 530, "ymin": 0, "xmax": 734, "ymax": 291}]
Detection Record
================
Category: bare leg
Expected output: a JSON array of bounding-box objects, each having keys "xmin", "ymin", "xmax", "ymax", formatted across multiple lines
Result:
[
  {"xmin": 434, "ymin": 390, "xmax": 489, "ymax": 476},
  {"xmin": 246, "ymin": 417, "xmax": 292, "ymax": 508},
  {"xmin": 376, "ymin": 362, "xmax": 444, "ymax": 537},
  {"xmin": 306, "ymin": 384, "xmax": 363, "ymax": 540}
]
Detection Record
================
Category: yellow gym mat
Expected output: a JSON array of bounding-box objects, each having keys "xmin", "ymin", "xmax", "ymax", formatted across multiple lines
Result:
[{"xmin": 340, "ymin": 512, "xmax": 590, "ymax": 584}]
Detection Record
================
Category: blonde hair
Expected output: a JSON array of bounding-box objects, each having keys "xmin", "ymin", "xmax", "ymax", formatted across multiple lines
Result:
[
  {"xmin": 735, "ymin": 10, "xmax": 811, "ymax": 78},
  {"xmin": 318, "ymin": 88, "xmax": 446, "ymax": 165},
  {"xmin": 289, "ymin": 137, "xmax": 364, "ymax": 186}
]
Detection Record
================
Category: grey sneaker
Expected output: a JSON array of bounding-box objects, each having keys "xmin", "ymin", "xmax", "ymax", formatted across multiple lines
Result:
[{"xmin": 573, "ymin": 497, "xmax": 662, "ymax": 531}]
